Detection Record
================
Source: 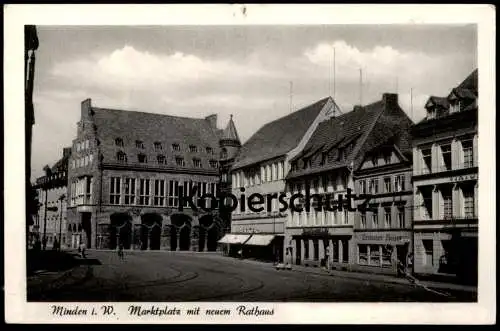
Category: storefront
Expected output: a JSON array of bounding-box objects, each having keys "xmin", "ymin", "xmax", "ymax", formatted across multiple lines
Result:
[
  {"xmin": 352, "ymin": 231, "xmax": 412, "ymax": 276},
  {"xmin": 286, "ymin": 226, "xmax": 353, "ymax": 269},
  {"xmin": 218, "ymin": 233, "xmax": 251, "ymax": 257}
]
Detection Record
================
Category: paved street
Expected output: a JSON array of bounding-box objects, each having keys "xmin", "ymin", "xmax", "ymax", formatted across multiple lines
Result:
[{"xmin": 28, "ymin": 250, "xmax": 476, "ymax": 302}]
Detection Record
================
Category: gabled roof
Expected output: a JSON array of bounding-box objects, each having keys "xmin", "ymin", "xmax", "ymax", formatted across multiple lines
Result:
[
  {"xmin": 232, "ymin": 97, "xmax": 331, "ymax": 169},
  {"xmin": 92, "ymin": 107, "xmax": 222, "ymax": 170},
  {"xmin": 457, "ymin": 68, "xmax": 478, "ymax": 93},
  {"xmin": 287, "ymin": 93, "xmax": 413, "ymax": 179}
]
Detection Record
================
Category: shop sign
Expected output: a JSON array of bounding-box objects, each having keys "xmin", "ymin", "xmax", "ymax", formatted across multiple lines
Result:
[
  {"xmin": 450, "ymin": 174, "xmax": 477, "ymax": 182},
  {"xmin": 358, "ymin": 233, "xmax": 410, "ymax": 243},
  {"xmin": 302, "ymin": 227, "xmax": 329, "ymax": 236}
]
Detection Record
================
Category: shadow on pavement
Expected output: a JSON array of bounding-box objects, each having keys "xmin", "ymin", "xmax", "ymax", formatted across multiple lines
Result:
[{"xmin": 27, "ymin": 250, "xmax": 101, "ymax": 276}]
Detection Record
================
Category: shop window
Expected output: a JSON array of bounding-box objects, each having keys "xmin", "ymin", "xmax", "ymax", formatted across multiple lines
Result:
[
  {"xmin": 382, "ymin": 246, "xmax": 392, "ymax": 267},
  {"xmin": 369, "ymin": 245, "xmax": 380, "ymax": 266},
  {"xmin": 358, "ymin": 245, "xmax": 368, "ymax": 265},
  {"xmin": 332, "ymin": 240, "xmax": 339, "ymax": 262}
]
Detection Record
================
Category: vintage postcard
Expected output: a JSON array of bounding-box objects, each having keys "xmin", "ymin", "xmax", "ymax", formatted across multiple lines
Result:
[{"xmin": 4, "ymin": 4, "xmax": 496, "ymax": 324}]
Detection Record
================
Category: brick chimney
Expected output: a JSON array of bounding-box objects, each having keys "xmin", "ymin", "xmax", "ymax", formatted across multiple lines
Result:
[
  {"xmin": 205, "ymin": 114, "xmax": 218, "ymax": 130},
  {"xmin": 383, "ymin": 93, "xmax": 398, "ymax": 108}
]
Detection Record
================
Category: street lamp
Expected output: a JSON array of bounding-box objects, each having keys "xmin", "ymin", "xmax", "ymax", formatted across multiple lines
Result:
[{"xmin": 58, "ymin": 193, "xmax": 66, "ymax": 250}]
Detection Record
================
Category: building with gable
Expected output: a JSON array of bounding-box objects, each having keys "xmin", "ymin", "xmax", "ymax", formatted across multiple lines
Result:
[
  {"xmin": 222, "ymin": 97, "xmax": 340, "ymax": 262},
  {"xmin": 412, "ymin": 69, "xmax": 478, "ymax": 284},
  {"xmin": 66, "ymin": 98, "xmax": 235, "ymax": 252},
  {"xmin": 285, "ymin": 93, "xmax": 414, "ymax": 272},
  {"xmin": 33, "ymin": 147, "xmax": 71, "ymax": 249}
]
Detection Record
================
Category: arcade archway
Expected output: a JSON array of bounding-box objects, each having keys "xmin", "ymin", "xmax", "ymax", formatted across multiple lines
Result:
[
  {"xmin": 140, "ymin": 213, "xmax": 163, "ymax": 250},
  {"xmin": 170, "ymin": 214, "xmax": 192, "ymax": 251},
  {"xmin": 110, "ymin": 212, "xmax": 132, "ymax": 249},
  {"xmin": 198, "ymin": 215, "xmax": 219, "ymax": 251}
]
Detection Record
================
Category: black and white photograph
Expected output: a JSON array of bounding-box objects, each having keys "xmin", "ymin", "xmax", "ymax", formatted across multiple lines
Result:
[{"xmin": 4, "ymin": 4, "xmax": 496, "ymax": 324}]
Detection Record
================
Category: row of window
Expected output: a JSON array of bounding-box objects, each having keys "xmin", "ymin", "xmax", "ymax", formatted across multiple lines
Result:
[
  {"xmin": 71, "ymin": 154, "xmax": 94, "ymax": 169},
  {"xmin": 358, "ymin": 175, "xmax": 406, "ymax": 195},
  {"xmin": 419, "ymin": 185, "xmax": 476, "ymax": 220},
  {"xmin": 359, "ymin": 206, "xmax": 406, "ymax": 229},
  {"xmin": 114, "ymin": 138, "xmax": 214, "ymax": 155},
  {"xmin": 291, "ymin": 143, "xmax": 355, "ymax": 172},
  {"xmin": 289, "ymin": 175, "xmax": 348, "ymax": 194},
  {"xmin": 75, "ymin": 139, "xmax": 91, "ymax": 152},
  {"xmin": 232, "ymin": 161, "xmax": 286, "ymax": 188},
  {"xmin": 109, "ymin": 177, "xmax": 218, "ymax": 207},
  {"xmin": 69, "ymin": 177, "xmax": 93, "ymax": 206},
  {"xmin": 116, "ymin": 151, "xmax": 218, "ymax": 168},
  {"xmin": 300, "ymin": 238, "xmax": 350, "ymax": 263},
  {"xmin": 419, "ymin": 139, "xmax": 474, "ymax": 174}
]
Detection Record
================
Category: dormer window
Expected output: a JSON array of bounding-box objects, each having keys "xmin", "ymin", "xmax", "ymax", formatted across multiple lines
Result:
[
  {"xmin": 372, "ymin": 155, "xmax": 378, "ymax": 166},
  {"xmin": 193, "ymin": 158, "xmax": 202, "ymax": 168},
  {"xmin": 321, "ymin": 152, "xmax": 328, "ymax": 166},
  {"xmin": 117, "ymin": 151, "xmax": 127, "ymax": 163},
  {"xmin": 206, "ymin": 147, "xmax": 213, "ymax": 154},
  {"xmin": 291, "ymin": 161, "xmax": 298, "ymax": 172},
  {"xmin": 135, "ymin": 140, "xmax": 144, "ymax": 149},
  {"xmin": 157, "ymin": 154, "xmax": 166, "ymax": 165},
  {"xmin": 209, "ymin": 160, "xmax": 218, "ymax": 169},
  {"xmin": 221, "ymin": 148, "xmax": 228, "ymax": 159},
  {"xmin": 189, "ymin": 145, "xmax": 198, "ymax": 153},
  {"xmin": 337, "ymin": 149, "xmax": 344, "ymax": 161},
  {"xmin": 172, "ymin": 143, "xmax": 181, "ymax": 152},
  {"xmin": 154, "ymin": 142, "xmax": 163, "ymax": 151},
  {"xmin": 450, "ymin": 100, "xmax": 462, "ymax": 113},
  {"xmin": 138, "ymin": 153, "xmax": 147, "ymax": 163},
  {"xmin": 175, "ymin": 157, "xmax": 185, "ymax": 167},
  {"xmin": 115, "ymin": 138, "xmax": 123, "ymax": 147}
]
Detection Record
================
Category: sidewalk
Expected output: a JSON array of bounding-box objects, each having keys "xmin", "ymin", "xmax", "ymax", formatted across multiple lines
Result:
[{"xmin": 237, "ymin": 258, "xmax": 477, "ymax": 293}]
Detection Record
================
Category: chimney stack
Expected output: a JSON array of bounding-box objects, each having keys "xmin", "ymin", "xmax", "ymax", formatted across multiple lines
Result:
[
  {"xmin": 383, "ymin": 93, "xmax": 398, "ymax": 108},
  {"xmin": 205, "ymin": 114, "xmax": 218, "ymax": 130}
]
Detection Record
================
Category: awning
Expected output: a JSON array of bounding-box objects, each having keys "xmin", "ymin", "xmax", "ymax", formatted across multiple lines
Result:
[
  {"xmin": 218, "ymin": 234, "xmax": 251, "ymax": 245},
  {"xmin": 244, "ymin": 234, "xmax": 276, "ymax": 246}
]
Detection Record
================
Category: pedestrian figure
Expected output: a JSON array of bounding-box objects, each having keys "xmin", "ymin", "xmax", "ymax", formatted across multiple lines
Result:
[
  {"xmin": 118, "ymin": 242, "xmax": 125, "ymax": 261},
  {"xmin": 80, "ymin": 242, "xmax": 87, "ymax": 259},
  {"xmin": 325, "ymin": 246, "xmax": 331, "ymax": 272}
]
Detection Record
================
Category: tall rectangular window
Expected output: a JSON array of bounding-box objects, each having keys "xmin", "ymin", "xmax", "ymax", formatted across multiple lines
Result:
[
  {"xmin": 359, "ymin": 180, "xmax": 366, "ymax": 194},
  {"xmin": 443, "ymin": 190, "xmax": 452, "ymax": 219},
  {"xmin": 422, "ymin": 148, "xmax": 432, "ymax": 173},
  {"xmin": 384, "ymin": 207, "xmax": 391, "ymax": 228},
  {"xmin": 372, "ymin": 212, "xmax": 379, "ymax": 228},
  {"xmin": 124, "ymin": 178, "xmax": 136, "ymax": 205},
  {"xmin": 358, "ymin": 245, "xmax": 368, "ymax": 265},
  {"xmin": 384, "ymin": 177, "xmax": 392, "ymax": 193},
  {"xmin": 139, "ymin": 179, "xmax": 150, "ymax": 206},
  {"xmin": 154, "ymin": 179, "xmax": 166, "ymax": 206},
  {"xmin": 397, "ymin": 207, "xmax": 405, "ymax": 228},
  {"xmin": 109, "ymin": 177, "xmax": 121, "ymax": 205},
  {"xmin": 463, "ymin": 187, "xmax": 475, "ymax": 218},
  {"xmin": 369, "ymin": 178, "xmax": 378, "ymax": 194},
  {"xmin": 369, "ymin": 245, "xmax": 381, "ymax": 266},
  {"xmin": 394, "ymin": 175, "xmax": 405, "ymax": 192},
  {"xmin": 462, "ymin": 140, "xmax": 473, "ymax": 168},
  {"xmin": 168, "ymin": 180, "xmax": 179, "ymax": 207},
  {"xmin": 423, "ymin": 192, "xmax": 433, "ymax": 219},
  {"xmin": 441, "ymin": 144, "xmax": 452, "ymax": 171},
  {"xmin": 360, "ymin": 212, "xmax": 366, "ymax": 229}
]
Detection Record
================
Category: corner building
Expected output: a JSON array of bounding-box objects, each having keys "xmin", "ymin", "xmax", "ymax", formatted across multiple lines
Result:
[
  {"xmin": 412, "ymin": 70, "xmax": 478, "ymax": 284},
  {"xmin": 66, "ymin": 99, "xmax": 232, "ymax": 251},
  {"xmin": 285, "ymin": 93, "xmax": 413, "ymax": 272},
  {"xmin": 223, "ymin": 97, "xmax": 340, "ymax": 262}
]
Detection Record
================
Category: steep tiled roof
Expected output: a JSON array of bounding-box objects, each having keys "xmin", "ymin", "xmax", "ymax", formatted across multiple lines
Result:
[
  {"xmin": 92, "ymin": 107, "xmax": 221, "ymax": 170},
  {"xmin": 457, "ymin": 68, "xmax": 478, "ymax": 94},
  {"xmin": 287, "ymin": 94, "xmax": 413, "ymax": 179},
  {"xmin": 232, "ymin": 97, "xmax": 330, "ymax": 169}
]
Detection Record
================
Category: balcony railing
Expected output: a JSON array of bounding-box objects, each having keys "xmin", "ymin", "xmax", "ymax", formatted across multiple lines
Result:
[{"xmin": 414, "ymin": 162, "xmax": 477, "ymax": 176}]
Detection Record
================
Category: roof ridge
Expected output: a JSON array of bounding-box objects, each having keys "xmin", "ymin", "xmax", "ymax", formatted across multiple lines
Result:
[{"xmin": 92, "ymin": 107, "xmax": 210, "ymax": 122}]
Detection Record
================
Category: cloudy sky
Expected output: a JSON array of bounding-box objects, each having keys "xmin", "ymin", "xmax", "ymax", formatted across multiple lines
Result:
[{"xmin": 31, "ymin": 24, "xmax": 477, "ymax": 180}]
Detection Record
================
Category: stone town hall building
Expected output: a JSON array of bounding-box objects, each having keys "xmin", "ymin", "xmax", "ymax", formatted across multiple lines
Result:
[{"xmin": 66, "ymin": 99, "xmax": 238, "ymax": 251}]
